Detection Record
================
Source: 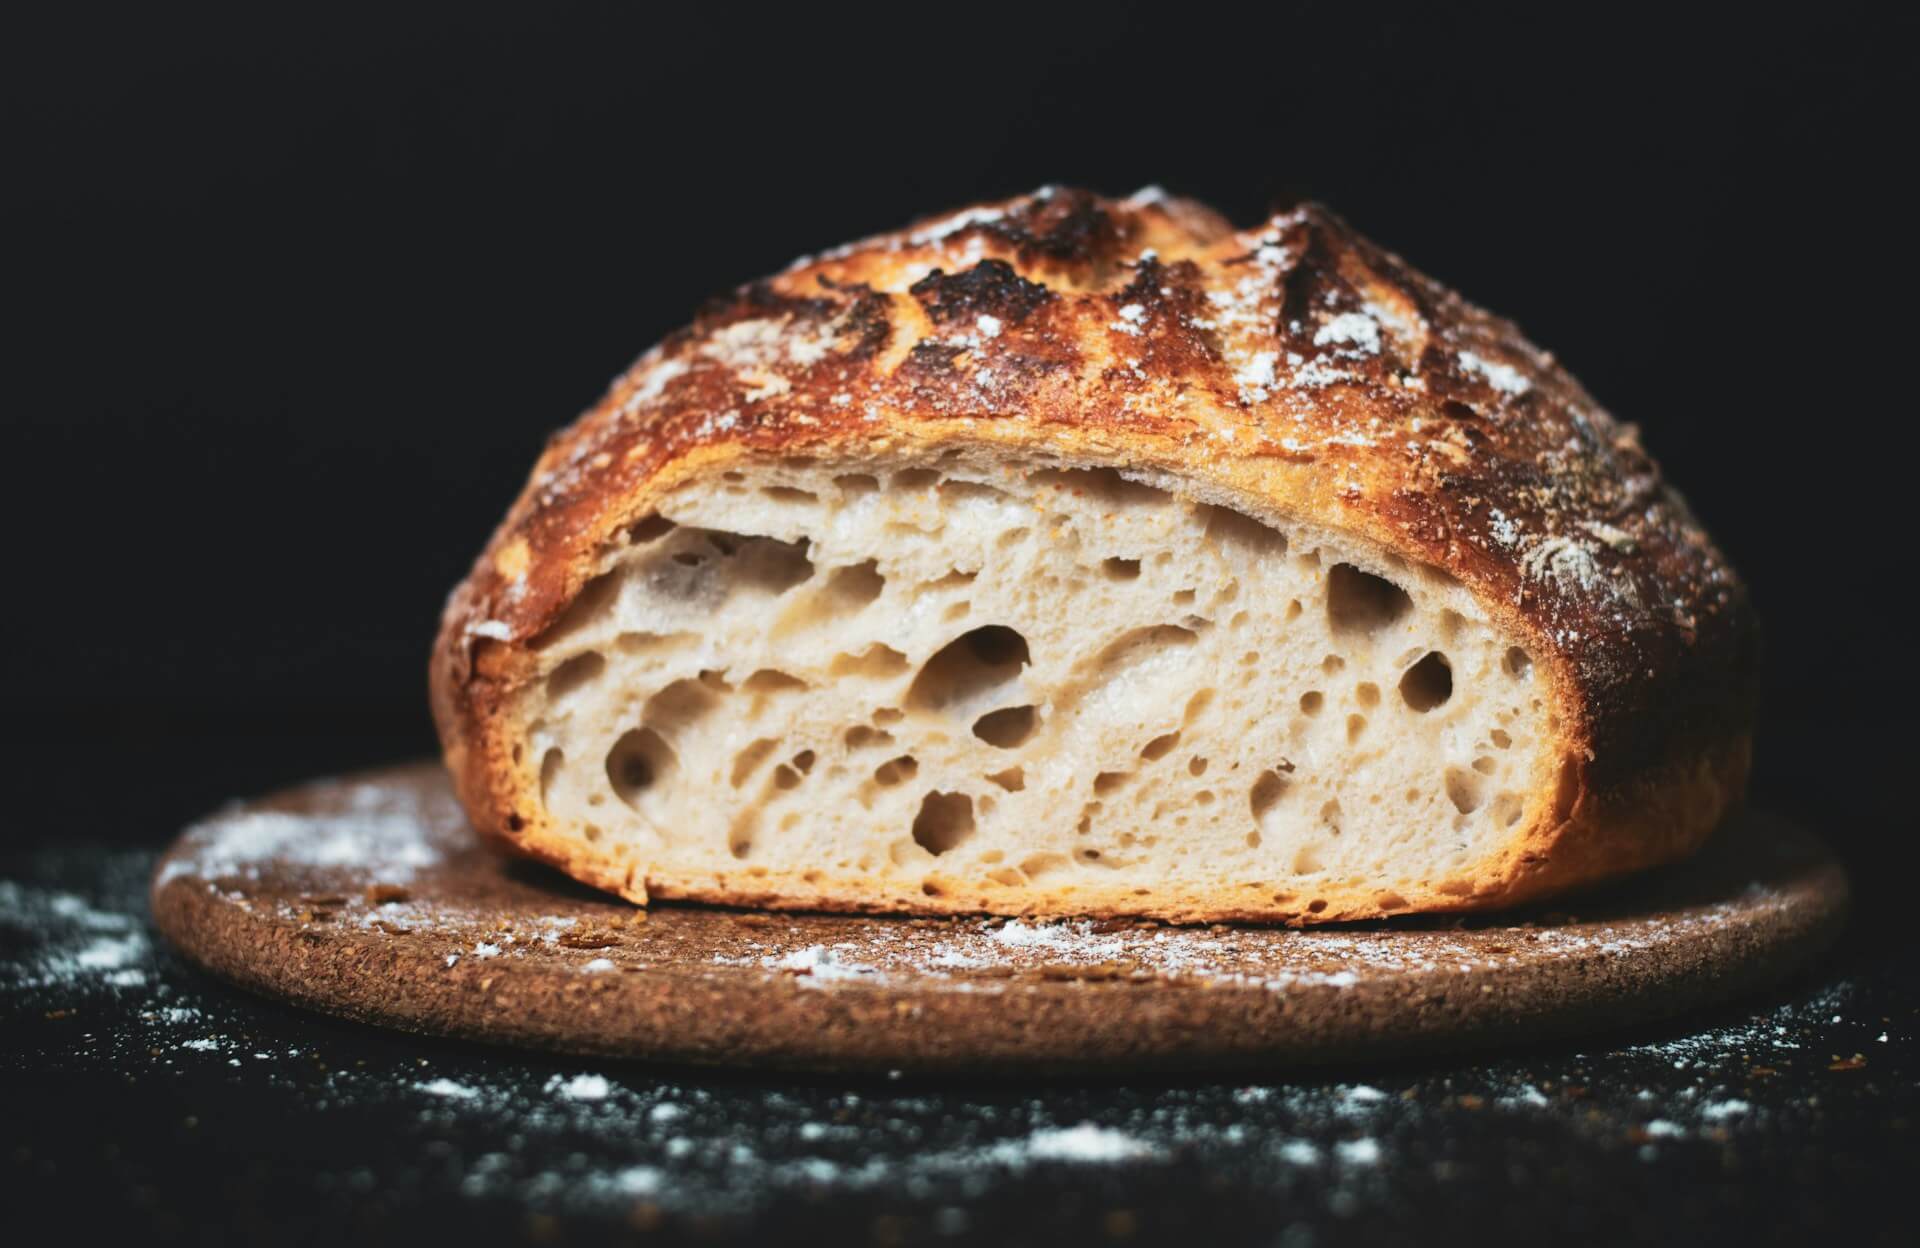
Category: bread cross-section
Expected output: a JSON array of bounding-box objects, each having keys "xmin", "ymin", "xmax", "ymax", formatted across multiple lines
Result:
[{"xmin": 432, "ymin": 187, "xmax": 1756, "ymax": 923}]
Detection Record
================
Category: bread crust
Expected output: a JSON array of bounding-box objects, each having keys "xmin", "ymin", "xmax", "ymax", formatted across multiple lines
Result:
[{"xmin": 430, "ymin": 187, "xmax": 1759, "ymax": 924}]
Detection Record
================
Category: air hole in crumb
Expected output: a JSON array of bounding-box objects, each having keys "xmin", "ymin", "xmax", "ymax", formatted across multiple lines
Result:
[
  {"xmin": 1172, "ymin": 589, "xmax": 1196, "ymax": 605},
  {"xmin": 793, "ymin": 750, "xmax": 816, "ymax": 774},
  {"xmin": 1245, "ymin": 831, "xmax": 1262, "ymax": 848},
  {"xmin": 907, "ymin": 625, "xmax": 1030, "ymax": 714},
  {"xmin": 546, "ymin": 651, "xmax": 606, "ymax": 701},
  {"xmin": 987, "ymin": 767, "xmax": 1025, "ymax": 792},
  {"xmin": 1347, "ymin": 714, "xmax": 1367, "ymax": 743},
  {"xmin": 531, "ymin": 572, "xmax": 618, "ymax": 652},
  {"xmin": 1250, "ymin": 769, "xmax": 1289, "ymax": 820},
  {"xmin": 606, "ymin": 728, "xmax": 675, "ymax": 808},
  {"xmin": 629, "ymin": 514, "xmax": 676, "ymax": 544},
  {"xmin": 825, "ymin": 560, "xmax": 885, "ymax": 608},
  {"xmin": 1093, "ymin": 771, "xmax": 1131, "ymax": 796},
  {"xmin": 1490, "ymin": 728, "xmax": 1513, "ymax": 749},
  {"xmin": 1492, "ymin": 793, "xmax": 1525, "ymax": 826},
  {"xmin": 1199, "ymin": 503, "xmax": 1288, "ymax": 555},
  {"xmin": 911, "ymin": 792, "xmax": 975, "ymax": 855},
  {"xmin": 1445, "ymin": 767, "xmax": 1485, "ymax": 814},
  {"xmin": 920, "ymin": 569, "xmax": 978, "ymax": 593},
  {"xmin": 1355, "ymin": 682, "xmax": 1380, "ymax": 708},
  {"xmin": 1102, "ymin": 556, "xmax": 1142, "ymax": 580},
  {"xmin": 733, "ymin": 536, "xmax": 815, "ymax": 594},
  {"xmin": 1399, "ymin": 651, "xmax": 1453, "ymax": 711},
  {"xmin": 833, "ymin": 473, "xmax": 878, "ymax": 495},
  {"xmin": 1327, "ymin": 563, "xmax": 1413, "ymax": 635},
  {"xmin": 1321, "ymin": 654, "xmax": 1346, "ymax": 675},
  {"xmin": 773, "ymin": 764, "xmax": 801, "ymax": 791},
  {"xmin": 1183, "ymin": 689, "xmax": 1215, "ymax": 723},
  {"xmin": 1188, "ymin": 757, "xmax": 1209, "ymax": 776},
  {"xmin": 743, "ymin": 669, "xmax": 808, "ymax": 694},
  {"xmin": 1028, "ymin": 466, "xmax": 1170, "ymax": 506},
  {"xmin": 1319, "ymin": 799, "xmax": 1343, "ymax": 832},
  {"xmin": 829, "ymin": 645, "xmax": 909, "ymax": 679},
  {"xmin": 539, "ymin": 749, "xmax": 565, "ymax": 803},
  {"xmin": 892, "ymin": 468, "xmax": 940, "ymax": 490},
  {"xmin": 941, "ymin": 479, "xmax": 1006, "ymax": 503},
  {"xmin": 616, "ymin": 631, "xmax": 696, "ymax": 657},
  {"xmin": 1503, "ymin": 647, "xmax": 1533, "ymax": 678},
  {"xmin": 1140, "ymin": 731, "xmax": 1180, "ymax": 761},
  {"xmin": 972, "ymin": 705, "xmax": 1038, "ymax": 749},
  {"xmin": 1471, "ymin": 755, "xmax": 1495, "ymax": 775},
  {"xmin": 874, "ymin": 756, "xmax": 919, "ymax": 786},
  {"xmin": 761, "ymin": 486, "xmax": 818, "ymax": 505},
  {"xmin": 1021, "ymin": 853, "xmax": 1070, "ymax": 880},
  {"xmin": 998, "ymin": 527, "xmax": 1030, "ymax": 548},
  {"xmin": 844, "ymin": 725, "xmax": 893, "ymax": 751},
  {"xmin": 873, "ymin": 707, "xmax": 904, "ymax": 725},
  {"xmin": 1307, "ymin": 899, "xmax": 1328, "ymax": 913},
  {"xmin": 730, "ymin": 739, "xmax": 779, "ymax": 787},
  {"xmin": 1299, "ymin": 691, "xmax": 1324, "ymax": 715}
]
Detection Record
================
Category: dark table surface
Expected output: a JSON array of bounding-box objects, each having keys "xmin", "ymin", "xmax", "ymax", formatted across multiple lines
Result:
[{"xmin": 3, "ymin": 741, "xmax": 1914, "ymax": 1247}]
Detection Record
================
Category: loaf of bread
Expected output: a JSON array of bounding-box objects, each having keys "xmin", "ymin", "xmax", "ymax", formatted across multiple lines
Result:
[{"xmin": 431, "ymin": 186, "xmax": 1757, "ymax": 924}]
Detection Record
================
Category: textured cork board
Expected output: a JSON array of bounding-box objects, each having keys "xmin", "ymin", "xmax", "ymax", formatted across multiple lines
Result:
[{"xmin": 149, "ymin": 764, "xmax": 1846, "ymax": 1072}]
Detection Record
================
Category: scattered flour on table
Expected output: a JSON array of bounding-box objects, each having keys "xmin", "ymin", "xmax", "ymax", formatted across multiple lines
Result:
[
  {"xmin": 1013, "ymin": 1124, "xmax": 1159, "ymax": 1163},
  {"xmin": 154, "ymin": 781, "xmax": 456, "ymax": 889},
  {"xmin": 550, "ymin": 1074, "xmax": 613, "ymax": 1102}
]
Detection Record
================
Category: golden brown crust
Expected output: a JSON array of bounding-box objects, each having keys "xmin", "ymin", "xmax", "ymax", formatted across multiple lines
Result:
[{"xmin": 430, "ymin": 186, "xmax": 1760, "ymax": 924}]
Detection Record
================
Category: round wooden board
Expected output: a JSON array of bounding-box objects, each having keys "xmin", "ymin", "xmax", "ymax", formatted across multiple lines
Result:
[{"xmin": 150, "ymin": 763, "xmax": 1847, "ymax": 1073}]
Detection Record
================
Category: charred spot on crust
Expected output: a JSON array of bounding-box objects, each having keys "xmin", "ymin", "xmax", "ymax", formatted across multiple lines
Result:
[
  {"xmin": 902, "ymin": 340, "xmax": 970, "ymax": 374},
  {"xmin": 1112, "ymin": 256, "xmax": 1223, "ymax": 365},
  {"xmin": 910, "ymin": 260, "xmax": 1054, "ymax": 326},
  {"xmin": 740, "ymin": 280, "xmax": 836, "ymax": 320},
  {"xmin": 836, "ymin": 287, "xmax": 896, "ymax": 358},
  {"xmin": 983, "ymin": 188, "xmax": 1122, "ymax": 267},
  {"xmin": 1109, "ymin": 257, "xmax": 1176, "ymax": 322},
  {"xmin": 1276, "ymin": 219, "xmax": 1366, "ymax": 346}
]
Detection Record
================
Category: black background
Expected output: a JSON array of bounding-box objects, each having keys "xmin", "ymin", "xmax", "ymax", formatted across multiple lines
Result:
[
  {"xmin": 7, "ymin": 5, "xmax": 1913, "ymax": 923},
  {"xmin": 6, "ymin": 7, "xmax": 1919, "ymax": 1246}
]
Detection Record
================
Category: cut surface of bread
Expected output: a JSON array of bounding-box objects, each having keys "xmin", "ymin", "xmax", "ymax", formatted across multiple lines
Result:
[
  {"xmin": 431, "ymin": 186, "xmax": 1758, "ymax": 923},
  {"xmin": 531, "ymin": 457, "xmax": 1545, "ymax": 917}
]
